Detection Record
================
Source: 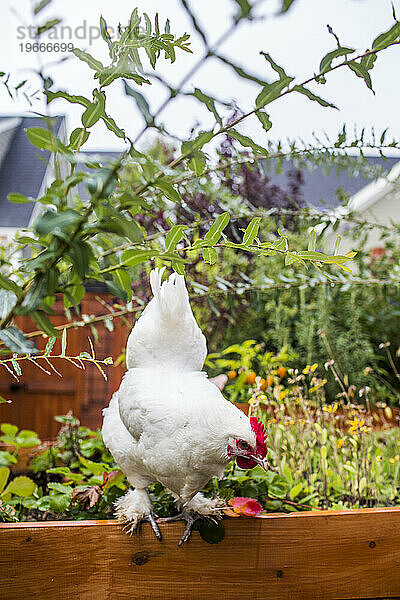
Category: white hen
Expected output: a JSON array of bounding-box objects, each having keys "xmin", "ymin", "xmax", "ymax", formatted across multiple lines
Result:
[{"xmin": 102, "ymin": 268, "xmax": 269, "ymax": 544}]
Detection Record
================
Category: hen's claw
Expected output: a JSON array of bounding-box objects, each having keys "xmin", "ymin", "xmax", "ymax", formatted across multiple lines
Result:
[
  {"xmin": 159, "ymin": 510, "xmax": 209, "ymax": 545},
  {"xmin": 137, "ymin": 513, "xmax": 162, "ymax": 541}
]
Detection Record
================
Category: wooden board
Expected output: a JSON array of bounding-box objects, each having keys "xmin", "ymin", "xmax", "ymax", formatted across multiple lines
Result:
[{"xmin": 1, "ymin": 508, "xmax": 400, "ymax": 600}]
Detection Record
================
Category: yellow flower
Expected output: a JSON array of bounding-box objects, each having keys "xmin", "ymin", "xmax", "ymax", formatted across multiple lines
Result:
[
  {"xmin": 389, "ymin": 455, "xmax": 399, "ymax": 464},
  {"xmin": 323, "ymin": 402, "xmax": 338, "ymax": 414},
  {"xmin": 303, "ymin": 363, "xmax": 318, "ymax": 375},
  {"xmin": 336, "ymin": 438, "xmax": 344, "ymax": 449},
  {"xmin": 376, "ymin": 455, "xmax": 383, "ymax": 462},
  {"xmin": 348, "ymin": 417, "xmax": 366, "ymax": 435}
]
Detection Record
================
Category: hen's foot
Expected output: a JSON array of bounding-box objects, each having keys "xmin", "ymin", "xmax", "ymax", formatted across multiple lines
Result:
[
  {"xmin": 115, "ymin": 489, "xmax": 162, "ymax": 541},
  {"xmin": 119, "ymin": 510, "xmax": 162, "ymax": 541},
  {"xmin": 159, "ymin": 511, "xmax": 218, "ymax": 546}
]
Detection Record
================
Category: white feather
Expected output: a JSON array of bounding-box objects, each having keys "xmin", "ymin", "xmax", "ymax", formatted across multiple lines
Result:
[
  {"xmin": 125, "ymin": 268, "xmax": 207, "ymax": 371},
  {"xmin": 102, "ymin": 268, "xmax": 257, "ymax": 520}
]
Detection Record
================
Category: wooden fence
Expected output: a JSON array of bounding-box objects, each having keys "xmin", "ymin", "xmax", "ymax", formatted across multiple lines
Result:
[{"xmin": 1, "ymin": 508, "xmax": 400, "ymax": 600}]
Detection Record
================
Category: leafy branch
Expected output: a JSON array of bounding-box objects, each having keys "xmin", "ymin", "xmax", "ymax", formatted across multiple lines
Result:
[{"xmin": 0, "ymin": 330, "xmax": 113, "ymax": 386}]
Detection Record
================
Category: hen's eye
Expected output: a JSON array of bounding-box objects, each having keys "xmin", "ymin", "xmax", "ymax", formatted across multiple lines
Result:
[{"xmin": 237, "ymin": 439, "xmax": 250, "ymax": 451}]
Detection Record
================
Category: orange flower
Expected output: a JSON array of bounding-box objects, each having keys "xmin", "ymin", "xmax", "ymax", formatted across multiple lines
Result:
[
  {"xmin": 277, "ymin": 367, "xmax": 287, "ymax": 378},
  {"xmin": 266, "ymin": 374, "xmax": 274, "ymax": 387},
  {"xmin": 259, "ymin": 378, "xmax": 266, "ymax": 391},
  {"xmin": 245, "ymin": 371, "xmax": 257, "ymax": 385},
  {"xmin": 228, "ymin": 496, "xmax": 262, "ymax": 516},
  {"xmin": 228, "ymin": 370, "xmax": 237, "ymax": 380}
]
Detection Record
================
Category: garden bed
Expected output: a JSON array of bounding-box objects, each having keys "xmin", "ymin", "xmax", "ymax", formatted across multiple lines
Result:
[{"xmin": 1, "ymin": 508, "xmax": 400, "ymax": 600}]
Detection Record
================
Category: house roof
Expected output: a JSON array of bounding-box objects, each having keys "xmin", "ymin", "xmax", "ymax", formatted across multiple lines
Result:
[
  {"xmin": 0, "ymin": 115, "xmax": 64, "ymax": 228},
  {"xmin": 262, "ymin": 155, "xmax": 400, "ymax": 209},
  {"xmin": 0, "ymin": 115, "xmax": 398, "ymax": 228},
  {"xmin": 347, "ymin": 160, "xmax": 400, "ymax": 213}
]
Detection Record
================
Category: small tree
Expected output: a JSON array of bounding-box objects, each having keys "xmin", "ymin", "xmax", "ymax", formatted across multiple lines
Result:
[{"xmin": 1, "ymin": 0, "xmax": 400, "ymax": 378}]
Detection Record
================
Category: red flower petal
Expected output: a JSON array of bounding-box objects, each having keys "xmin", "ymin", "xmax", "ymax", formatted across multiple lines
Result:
[{"xmin": 229, "ymin": 496, "xmax": 262, "ymax": 516}]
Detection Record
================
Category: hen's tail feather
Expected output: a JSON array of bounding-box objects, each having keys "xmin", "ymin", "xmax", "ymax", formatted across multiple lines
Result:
[
  {"xmin": 149, "ymin": 268, "xmax": 189, "ymax": 320},
  {"xmin": 126, "ymin": 268, "xmax": 207, "ymax": 371}
]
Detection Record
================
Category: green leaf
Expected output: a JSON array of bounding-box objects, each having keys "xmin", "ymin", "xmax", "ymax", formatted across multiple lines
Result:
[
  {"xmin": 16, "ymin": 430, "xmax": 40, "ymax": 448},
  {"xmin": 255, "ymin": 111, "xmax": 272, "ymax": 132},
  {"xmin": 289, "ymin": 482, "xmax": 302, "ymax": 500},
  {"xmin": 79, "ymin": 456, "xmax": 109, "ymax": 476},
  {"xmin": 255, "ymin": 77, "xmax": 293, "ymax": 108},
  {"xmin": 100, "ymin": 15, "xmax": 115, "ymax": 59},
  {"xmin": 49, "ymin": 493, "xmax": 71, "ymax": 513},
  {"xmin": 233, "ymin": 0, "xmax": 252, "ymax": 19},
  {"xmin": 26, "ymin": 127, "xmax": 54, "ymax": 150},
  {"xmin": 260, "ymin": 52, "xmax": 287, "ymax": 79},
  {"xmin": 86, "ymin": 168, "xmax": 117, "ymax": 199},
  {"xmin": 124, "ymin": 81, "xmax": 154, "ymax": 126},
  {"xmin": 113, "ymin": 269, "xmax": 132, "ymax": 302},
  {"xmin": 372, "ymin": 22, "xmax": 400, "ymax": 51},
  {"xmin": 243, "ymin": 217, "xmax": 261, "ymax": 245},
  {"xmin": 165, "ymin": 225, "xmax": 186, "ymax": 252},
  {"xmin": 0, "ymin": 467, "xmax": 10, "ymax": 493},
  {"xmin": 1, "ymin": 423, "xmax": 18, "ymax": 437},
  {"xmin": 227, "ymin": 129, "xmax": 269, "ymax": 156},
  {"xmin": 61, "ymin": 327, "xmax": 67, "ymax": 356},
  {"xmin": 172, "ymin": 261, "xmax": 185, "ymax": 275},
  {"xmin": 82, "ymin": 90, "xmax": 106, "ymax": 128},
  {"xmin": 64, "ymin": 284, "xmax": 85, "ymax": 309},
  {"xmin": 7, "ymin": 193, "xmax": 33, "ymax": 204},
  {"xmin": 216, "ymin": 55, "xmax": 269, "ymax": 86},
  {"xmin": 0, "ymin": 274, "xmax": 21, "ymax": 296},
  {"xmin": 280, "ymin": 0, "xmax": 296, "ymax": 13},
  {"xmin": 73, "ymin": 48, "xmax": 104, "ymax": 72},
  {"xmin": 37, "ymin": 18, "xmax": 60, "ymax": 36},
  {"xmin": 202, "ymin": 247, "xmax": 218, "ymax": 265},
  {"xmin": 45, "ymin": 90, "xmax": 91, "ymax": 108},
  {"xmin": 3, "ymin": 475, "xmax": 36, "ymax": 497},
  {"xmin": 348, "ymin": 61, "xmax": 374, "ymax": 92},
  {"xmin": 20, "ymin": 274, "xmax": 47, "ymax": 312},
  {"xmin": 98, "ymin": 216, "xmax": 142, "ymax": 243},
  {"xmin": 69, "ymin": 240, "xmax": 90, "ymax": 279},
  {"xmin": 106, "ymin": 280, "xmax": 128, "ymax": 303},
  {"xmin": 0, "ymin": 326, "xmax": 38, "ymax": 354},
  {"xmin": 192, "ymin": 88, "xmax": 222, "ymax": 125},
  {"xmin": 319, "ymin": 47, "xmax": 354, "ymax": 75},
  {"xmin": 308, "ymin": 228, "xmax": 316, "ymax": 251},
  {"xmin": 101, "ymin": 114, "xmax": 126, "ymax": 139},
  {"xmin": 121, "ymin": 249, "xmax": 156, "ymax": 267},
  {"xmin": 155, "ymin": 180, "xmax": 181, "ymax": 203},
  {"xmin": 44, "ymin": 336, "xmax": 56, "ymax": 356},
  {"xmin": 182, "ymin": 130, "xmax": 214, "ymax": 155},
  {"xmin": 195, "ymin": 519, "xmax": 225, "ymax": 544},
  {"xmin": 69, "ymin": 128, "xmax": 90, "ymax": 150},
  {"xmin": 0, "ymin": 290, "xmax": 17, "ymax": 320},
  {"xmin": 34, "ymin": 0, "xmax": 51, "ymax": 14},
  {"xmin": 0, "ymin": 451, "xmax": 17, "ymax": 466},
  {"xmin": 34, "ymin": 209, "xmax": 82, "ymax": 237},
  {"xmin": 31, "ymin": 310, "xmax": 60, "ymax": 337},
  {"xmin": 204, "ymin": 212, "xmax": 230, "ymax": 244},
  {"xmin": 188, "ymin": 151, "xmax": 207, "ymax": 175},
  {"xmin": 293, "ymin": 85, "xmax": 338, "ymax": 109},
  {"xmin": 48, "ymin": 482, "xmax": 73, "ymax": 495}
]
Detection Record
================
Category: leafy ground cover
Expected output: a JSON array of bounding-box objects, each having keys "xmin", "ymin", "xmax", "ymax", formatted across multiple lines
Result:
[{"xmin": 1, "ymin": 347, "xmax": 399, "ymax": 527}]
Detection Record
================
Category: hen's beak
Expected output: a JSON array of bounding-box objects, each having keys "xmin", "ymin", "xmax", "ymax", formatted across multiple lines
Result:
[{"xmin": 255, "ymin": 456, "xmax": 270, "ymax": 471}]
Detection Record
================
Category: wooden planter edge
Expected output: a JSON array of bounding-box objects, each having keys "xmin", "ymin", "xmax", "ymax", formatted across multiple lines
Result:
[{"xmin": 1, "ymin": 507, "xmax": 400, "ymax": 600}]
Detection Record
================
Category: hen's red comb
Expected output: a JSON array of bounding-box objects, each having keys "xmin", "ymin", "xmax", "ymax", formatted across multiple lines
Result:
[{"xmin": 250, "ymin": 416, "xmax": 268, "ymax": 458}]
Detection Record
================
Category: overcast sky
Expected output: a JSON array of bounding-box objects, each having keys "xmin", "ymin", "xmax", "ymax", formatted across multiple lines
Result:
[{"xmin": 1, "ymin": 0, "xmax": 399, "ymax": 152}]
